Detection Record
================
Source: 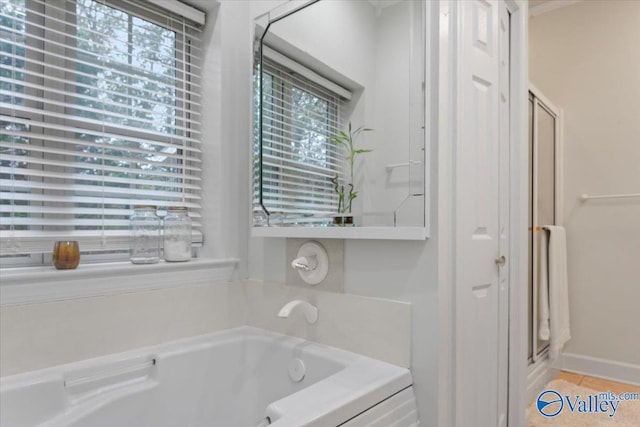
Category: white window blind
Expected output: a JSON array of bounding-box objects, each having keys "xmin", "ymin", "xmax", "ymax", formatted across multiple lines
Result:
[
  {"xmin": 0, "ymin": 0, "xmax": 203, "ymax": 264},
  {"xmin": 253, "ymin": 53, "xmax": 349, "ymax": 226}
]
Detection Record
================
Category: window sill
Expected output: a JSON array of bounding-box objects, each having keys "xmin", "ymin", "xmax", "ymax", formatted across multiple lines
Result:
[{"xmin": 0, "ymin": 258, "xmax": 239, "ymax": 307}]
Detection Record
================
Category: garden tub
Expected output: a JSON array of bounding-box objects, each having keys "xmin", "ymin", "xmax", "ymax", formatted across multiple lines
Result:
[{"xmin": 0, "ymin": 327, "xmax": 418, "ymax": 427}]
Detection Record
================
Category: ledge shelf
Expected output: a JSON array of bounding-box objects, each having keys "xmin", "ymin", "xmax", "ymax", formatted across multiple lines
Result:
[{"xmin": 251, "ymin": 226, "xmax": 428, "ymax": 240}]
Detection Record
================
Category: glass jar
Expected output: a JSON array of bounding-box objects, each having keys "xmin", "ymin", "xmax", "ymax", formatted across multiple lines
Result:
[
  {"xmin": 163, "ymin": 206, "xmax": 192, "ymax": 262},
  {"xmin": 129, "ymin": 205, "xmax": 160, "ymax": 264}
]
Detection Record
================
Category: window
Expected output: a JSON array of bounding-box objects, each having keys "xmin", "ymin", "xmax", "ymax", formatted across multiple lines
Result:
[
  {"xmin": 253, "ymin": 53, "xmax": 348, "ymax": 226},
  {"xmin": 0, "ymin": 0, "xmax": 203, "ymax": 266}
]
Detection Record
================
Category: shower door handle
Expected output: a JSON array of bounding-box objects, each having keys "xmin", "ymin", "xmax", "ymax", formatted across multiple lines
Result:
[{"xmin": 495, "ymin": 256, "xmax": 506, "ymax": 267}]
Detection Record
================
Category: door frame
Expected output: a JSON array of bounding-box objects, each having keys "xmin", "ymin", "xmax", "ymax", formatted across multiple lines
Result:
[
  {"xmin": 506, "ymin": 1, "xmax": 529, "ymax": 425},
  {"xmin": 436, "ymin": 1, "xmax": 529, "ymax": 425}
]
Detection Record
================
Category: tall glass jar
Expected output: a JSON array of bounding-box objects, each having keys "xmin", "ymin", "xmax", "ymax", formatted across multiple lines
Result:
[
  {"xmin": 163, "ymin": 206, "xmax": 192, "ymax": 262},
  {"xmin": 129, "ymin": 205, "xmax": 160, "ymax": 264}
]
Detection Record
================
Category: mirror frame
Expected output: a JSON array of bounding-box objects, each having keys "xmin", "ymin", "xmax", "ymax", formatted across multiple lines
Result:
[{"xmin": 251, "ymin": 0, "xmax": 431, "ymax": 240}]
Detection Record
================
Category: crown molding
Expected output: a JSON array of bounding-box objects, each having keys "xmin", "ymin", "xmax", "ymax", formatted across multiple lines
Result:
[{"xmin": 529, "ymin": 0, "xmax": 582, "ymax": 18}]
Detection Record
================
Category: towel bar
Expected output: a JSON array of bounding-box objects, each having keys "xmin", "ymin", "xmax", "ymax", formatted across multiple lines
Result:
[{"xmin": 580, "ymin": 193, "xmax": 640, "ymax": 201}]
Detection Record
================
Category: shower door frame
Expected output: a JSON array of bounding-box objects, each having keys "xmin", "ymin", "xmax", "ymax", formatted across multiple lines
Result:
[{"xmin": 526, "ymin": 84, "xmax": 563, "ymax": 399}]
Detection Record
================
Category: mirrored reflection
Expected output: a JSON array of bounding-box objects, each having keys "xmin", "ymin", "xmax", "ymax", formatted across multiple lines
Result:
[{"xmin": 253, "ymin": 0, "xmax": 425, "ymax": 229}]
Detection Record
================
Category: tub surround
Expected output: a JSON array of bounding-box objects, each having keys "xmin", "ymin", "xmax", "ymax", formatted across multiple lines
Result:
[
  {"xmin": 0, "ymin": 282, "xmax": 246, "ymax": 377},
  {"xmin": 0, "ymin": 280, "xmax": 411, "ymax": 377},
  {"xmin": 245, "ymin": 280, "xmax": 411, "ymax": 368}
]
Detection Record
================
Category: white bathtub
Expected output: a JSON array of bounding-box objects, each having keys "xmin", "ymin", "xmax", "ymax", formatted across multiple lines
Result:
[{"xmin": 0, "ymin": 327, "xmax": 418, "ymax": 427}]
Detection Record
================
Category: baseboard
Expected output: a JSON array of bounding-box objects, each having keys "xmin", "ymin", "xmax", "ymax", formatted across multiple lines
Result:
[
  {"xmin": 526, "ymin": 357, "xmax": 560, "ymax": 404},
  {"xmin": 560, "ymin": 353, "xmax": 640, "ymax": 386}
]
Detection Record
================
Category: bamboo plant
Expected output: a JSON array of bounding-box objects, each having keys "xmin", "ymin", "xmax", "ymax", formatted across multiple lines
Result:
[{"xmin": 330, "ymin": 122, "xmax": 373, "ymax": 215}]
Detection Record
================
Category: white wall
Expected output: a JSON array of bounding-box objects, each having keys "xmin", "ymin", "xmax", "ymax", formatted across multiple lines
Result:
[
  {"xmin": 213, "ymin": 0, "xmax": 252, "ymax": 276},
  {"xmin": 529, "ymin": 0, "xmax": 640, "ymax": 366}
]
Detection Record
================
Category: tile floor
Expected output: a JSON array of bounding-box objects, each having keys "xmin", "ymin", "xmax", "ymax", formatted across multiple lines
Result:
[{"xmin": 556, "ymin": 371, "xmax": 640, "ymax": 395}]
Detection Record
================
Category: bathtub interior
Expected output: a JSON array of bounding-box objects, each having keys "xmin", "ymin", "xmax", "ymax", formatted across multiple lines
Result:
[{"xmin": 1, "ymin": 327, "xmax": 364, "ymax": 427}]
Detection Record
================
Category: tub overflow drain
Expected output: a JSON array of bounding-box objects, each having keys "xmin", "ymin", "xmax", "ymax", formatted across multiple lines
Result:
[{"xmin": 288, "ymin": 358, "xmax": 306, "ymax": 382}]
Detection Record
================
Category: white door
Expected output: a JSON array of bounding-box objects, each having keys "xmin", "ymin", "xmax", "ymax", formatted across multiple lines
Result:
[{"xmin": 454, "ymin": 1, "xmax": 510, "ymax": 426}]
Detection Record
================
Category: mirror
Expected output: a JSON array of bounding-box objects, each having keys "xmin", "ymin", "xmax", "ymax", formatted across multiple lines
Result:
[{"xmin": 253, "ymin": 0, "xmax": 427, "ymax": 238}]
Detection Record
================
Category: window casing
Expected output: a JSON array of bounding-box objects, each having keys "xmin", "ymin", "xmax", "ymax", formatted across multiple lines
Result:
[{"xmin": 0, "ymin": 0, "xmax": 203, "ymax": 267}]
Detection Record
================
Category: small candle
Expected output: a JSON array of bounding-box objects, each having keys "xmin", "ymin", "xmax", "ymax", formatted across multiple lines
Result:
[{"xmin": 53, "ymin": 241, "xmax": 80, "ymax": 269}]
